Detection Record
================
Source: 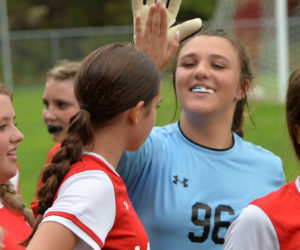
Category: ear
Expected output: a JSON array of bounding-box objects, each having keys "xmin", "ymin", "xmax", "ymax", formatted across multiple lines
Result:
[
  {"xmin": 294, "ymin": 124, "xmax": 300, "ymax": 145},
  {"xmin": 128, "ymin": 101, "xmax": 145, "ymax": 125},
  {"xmin": 235, "ymin": 79, "xmax": 250, "ymax": 101}
]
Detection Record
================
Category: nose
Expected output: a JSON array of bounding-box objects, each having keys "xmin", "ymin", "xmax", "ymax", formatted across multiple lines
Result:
[
  {"xmin": 194, "ymin": 61, "xmax": 209, "ymax": 80},
  {"xmin": 43, "ymin": 105, "xmax": 56, "ymax": 122},
  {"xmin": 11, "ymin": 126, "xmax": 24, "ymax": 143}
]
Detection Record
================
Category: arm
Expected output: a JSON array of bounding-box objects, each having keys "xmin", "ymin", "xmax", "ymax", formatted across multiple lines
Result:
[
  {"xmin": 26, "ymin": 222, "xmax": 78, "ymax": 250},
  {"xmin": 224, "ymin": 205, "xmax": 279, "ymax": 250}
]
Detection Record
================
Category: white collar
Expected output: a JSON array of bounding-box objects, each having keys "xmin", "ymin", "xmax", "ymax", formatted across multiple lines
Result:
[
  {"xmin": 296, "ymin": 176, "xmax": 300, "ymax": 193},
  {"xmin": 82, "ymin": 152, "xmax": 119, "ymax": 176}
]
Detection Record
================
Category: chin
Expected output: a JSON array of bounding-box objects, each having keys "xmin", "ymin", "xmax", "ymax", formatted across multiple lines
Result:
[
  {"xmin": 52, "ymin": 133, "xmax": 63, "ymax": 143},
  {"xmin": 1, "ymin": 165, "xmax": 17, "ymax": 183}
]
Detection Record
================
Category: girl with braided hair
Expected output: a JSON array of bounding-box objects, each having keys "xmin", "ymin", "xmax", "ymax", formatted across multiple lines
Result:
[
  {"xmin": 24, "ymin": 43, "xmax": 162, "ymax": 249},
  {"xmin": 0, "ymin": 84, "xmax": 34, "ymax": 249}
]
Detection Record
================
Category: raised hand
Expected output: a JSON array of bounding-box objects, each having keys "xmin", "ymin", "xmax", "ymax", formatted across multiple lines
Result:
[
  {"xmin": 132, "ymin": 0, "xmax": 203, "ymax": 43},
  {"xmin": 134, "ymin": 1, "xmax": 179, "ymax": 72}
]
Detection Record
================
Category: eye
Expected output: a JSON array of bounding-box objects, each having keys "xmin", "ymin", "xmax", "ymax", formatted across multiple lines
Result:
[
  {"xmin": 182, "ymin": 62, "xmax": 196, "ymax": 68},
  {"xmin": 57, "ymin": 101, "xmax": 68, "ymax": 109},
  {"xmin": 43, "ymin": 100, "xmax": 49, "ymax": 108},
  {"xmin": 0, "ymin": 124, "xmax": 6, "ymax": 131},
  {"xmin": 212, "ymin": 63, "xmax": 225, "ymax": 69}
]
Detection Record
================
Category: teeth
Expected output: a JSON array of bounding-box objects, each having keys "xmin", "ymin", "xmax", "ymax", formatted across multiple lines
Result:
[{"xmin": 192, "ymin": 86, "xmax": 214, "ymax": 94}]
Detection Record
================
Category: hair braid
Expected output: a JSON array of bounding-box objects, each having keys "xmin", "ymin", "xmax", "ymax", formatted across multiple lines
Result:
[
  {"xmin": 0, "ymin": 182, "xmax": 34, "ymax": 226},
  {"xmin": 0, "ymin": 226, "xmax": 4, "ymax": 249},
  {"xmin": 22, "ymin": 111, "xmax": 93, "ymax": 246}
]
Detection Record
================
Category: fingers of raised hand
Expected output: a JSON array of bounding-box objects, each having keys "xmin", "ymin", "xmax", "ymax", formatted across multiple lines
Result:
[{"xmin": 152, "ymin": 2, "xmax": 164, "ymax": 35}]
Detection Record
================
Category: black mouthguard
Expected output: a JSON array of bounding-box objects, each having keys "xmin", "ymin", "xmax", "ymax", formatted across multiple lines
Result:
[{"xmin": 47, "ymin": 125, "xmax": 63, "ymax": 133}]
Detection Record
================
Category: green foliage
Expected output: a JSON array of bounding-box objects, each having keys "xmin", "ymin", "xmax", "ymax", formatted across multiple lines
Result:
[
  {"xmin": 7, "ymin": 1, "xmax": 216, "ymax": 30},
  {"xmin": 13, "ymin": 85, "xmax": 53, "ymax": 206},
  {"xmin": 179, "ymin": 0, "xmax": 218, "ymax": 20}
]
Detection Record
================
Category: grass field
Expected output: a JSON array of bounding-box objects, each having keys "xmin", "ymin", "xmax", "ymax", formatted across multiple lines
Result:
[{"xmin": 13, "ymin": 82, "xmax": 300, "ymax": 207}]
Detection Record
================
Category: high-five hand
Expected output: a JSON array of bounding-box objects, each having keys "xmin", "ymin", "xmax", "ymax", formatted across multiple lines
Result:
[
  {"xmin": 132, "ymin": 0, "xmax": 203, "ymax": 43},
  {"xmin": 133, "ymin": 1, "xmax": 175, "ymax": 72}
]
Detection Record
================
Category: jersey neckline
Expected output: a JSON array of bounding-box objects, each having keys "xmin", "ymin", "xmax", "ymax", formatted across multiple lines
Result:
[
  {"xmin": 177, "ymin": 121, "xmax": 235, "ymax": 152},
  {"xmin": 82, "ymin": 152, "xmax": 119, "ymax": 176}
]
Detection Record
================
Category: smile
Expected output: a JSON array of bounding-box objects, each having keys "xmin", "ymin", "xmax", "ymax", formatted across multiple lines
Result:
[{"xmin": 191, "ymin": 86, "xmax": 214, "ymax": 94}]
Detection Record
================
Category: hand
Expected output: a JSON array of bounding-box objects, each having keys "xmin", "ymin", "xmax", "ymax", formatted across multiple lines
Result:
[
  {"xmin": 132, "ymin": 0, "xmax": 203, "ymax": 43},
  {"xmin": 133, "ymin": 1, "xmax": 179, "ymax": 72}
]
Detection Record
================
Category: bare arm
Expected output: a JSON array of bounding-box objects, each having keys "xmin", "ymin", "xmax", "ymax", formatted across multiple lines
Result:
[{"xmin": 26, "ymin": 222, "xmax": 78, "ymax": 250}]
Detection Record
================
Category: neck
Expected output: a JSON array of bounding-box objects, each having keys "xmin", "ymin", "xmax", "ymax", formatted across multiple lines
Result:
[
  {"xmin": 180, "ymin": 111, "xmax": 234, "ymax": 149},
  {"xmin": 84, "ymin": 126, "xmax": 127, "ymax": 169}
]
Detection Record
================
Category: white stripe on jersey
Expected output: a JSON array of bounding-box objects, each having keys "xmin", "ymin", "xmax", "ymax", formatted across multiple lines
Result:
[{"xmin": 42, "ymin": 170, "xmax": 116, "ymax": 249}]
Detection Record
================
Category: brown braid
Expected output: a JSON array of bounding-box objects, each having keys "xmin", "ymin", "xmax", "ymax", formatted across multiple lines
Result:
[
  {"xmin": 21, "ymin": 111, "xmax": 93, "ymax": 246},
  {"xmin": 0, "ymin": 182, "xmax": 34, "ymax": 226},
  {"xmin": 0, "ymin": 226, "xmax": 4, "ymax": 249}
]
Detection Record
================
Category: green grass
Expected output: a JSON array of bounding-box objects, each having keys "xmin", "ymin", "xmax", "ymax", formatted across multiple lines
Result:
[{"xmin": 13, "ymin": 82, "xmax": 299, "ymax": 207}]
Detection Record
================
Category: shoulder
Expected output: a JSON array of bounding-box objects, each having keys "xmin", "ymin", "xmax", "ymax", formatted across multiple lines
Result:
[
  {"xmin": 224, "ymin": 204, "xmax": 279, "ymax": 250},
  {"xmin": 149, "ymin": 122, "xmax": 180, "ymax": 141},
  {"xmin": 46, "ymin": 169, "xmax": 117, "ymax": 224},
  {"xmin": 252, "ymin": 181, "xmax": 298, "ymax": 212},
  {"xmin": 234, "ymin": 133, "xmax": 282, "ymax": 164}
]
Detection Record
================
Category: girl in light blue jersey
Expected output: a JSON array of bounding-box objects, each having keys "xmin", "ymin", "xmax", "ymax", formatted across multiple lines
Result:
[{"xmin": 117, "ymin": 1, "xmax": 286, "ymax": 250}]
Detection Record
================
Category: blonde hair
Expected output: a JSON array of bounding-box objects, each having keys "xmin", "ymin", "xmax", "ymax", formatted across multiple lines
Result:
[{"xmin": 47, "ymin": 60, "xmax": 81, "ymax": 81}]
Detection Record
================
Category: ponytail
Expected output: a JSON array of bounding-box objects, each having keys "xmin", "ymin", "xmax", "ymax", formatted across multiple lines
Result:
[{"xmin": 22, "ymin": 111, "xmax": 93, "ymax": 246}]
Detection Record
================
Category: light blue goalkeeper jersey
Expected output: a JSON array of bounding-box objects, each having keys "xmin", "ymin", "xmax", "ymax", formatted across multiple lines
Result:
[{"xmin": 117, "ymin": 122, "xmax": 285, "ymax": 250}]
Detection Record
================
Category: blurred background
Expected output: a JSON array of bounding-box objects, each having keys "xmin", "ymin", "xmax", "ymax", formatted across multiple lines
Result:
[{"xmin": 1, "ymin": 0, "xmax": 300, "ymax": 206}]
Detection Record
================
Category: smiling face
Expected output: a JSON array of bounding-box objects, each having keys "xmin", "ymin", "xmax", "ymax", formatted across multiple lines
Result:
[
  {"xmin": 175, "ymin": 35, "xmax": 245, "ymax": 120},
  {"xmin": 42, "ymin": 78, "xmax": 80, "ymax": 142},
  {"xmin": 0, "ymin": 94, "xmax": 24, "ymax": 183}
]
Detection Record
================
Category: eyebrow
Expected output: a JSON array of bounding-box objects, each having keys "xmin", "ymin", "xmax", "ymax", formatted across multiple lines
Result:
[
  {"xmin": 179, "ymin": 52, "xmax": 231, "ymax": 63},
  {"xmin": 0, "ymin": 115, "xmax": 16, "ymax": 122}
]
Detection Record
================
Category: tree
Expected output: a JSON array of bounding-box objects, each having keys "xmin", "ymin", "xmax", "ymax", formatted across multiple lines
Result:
[{"xmin": 7, "ymin": 0, "xmax": 217, "ymax": 30}]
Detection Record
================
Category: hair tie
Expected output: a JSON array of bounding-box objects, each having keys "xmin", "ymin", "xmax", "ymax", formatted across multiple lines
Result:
[
  {"xmin": 38, "ymin": 207, "xmax": 47, "ymax": 216},
  {"xmin": 80, "ymin": 105, "xmax": 92, "ymax": 115}
]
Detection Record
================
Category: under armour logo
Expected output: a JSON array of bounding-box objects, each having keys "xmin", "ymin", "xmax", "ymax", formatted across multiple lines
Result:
[{"xmin": 173, "ymin": 176, "xmax": 189, "ymax": 187}]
